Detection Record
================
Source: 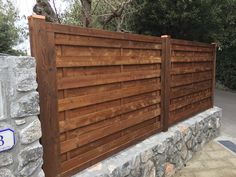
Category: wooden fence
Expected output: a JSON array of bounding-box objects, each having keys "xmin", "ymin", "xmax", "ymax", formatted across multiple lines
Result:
[{"xmin": 28, "ymin": 15, "xmax": 216, "ymax": 177}]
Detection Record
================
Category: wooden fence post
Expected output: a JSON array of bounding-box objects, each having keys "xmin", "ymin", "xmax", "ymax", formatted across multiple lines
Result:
[
  {"xmin": 161, "ymin": 35, "xmax": 171, "ymax": 131},
  {"xmin": 28, "ymin": 15, "xmax": 61, "ymax": 177},
  {"xmin": 211, "ymin": 43, "xmax": 217, "ymax": 107}
]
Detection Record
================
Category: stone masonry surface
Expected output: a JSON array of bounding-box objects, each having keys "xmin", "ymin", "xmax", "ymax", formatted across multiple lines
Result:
[
  {"xmin": 0, "ymin": 55, "xmax": 44, "ymax": 177},
  {"xmin": 74, "ymin": 107, "xmax": 221, "ymax": 177}
]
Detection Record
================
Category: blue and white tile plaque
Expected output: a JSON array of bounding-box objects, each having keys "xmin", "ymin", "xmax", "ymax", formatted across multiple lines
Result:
[{"xmin": 0, "ymin": 129, "xmax": 15, "ymax": 152}]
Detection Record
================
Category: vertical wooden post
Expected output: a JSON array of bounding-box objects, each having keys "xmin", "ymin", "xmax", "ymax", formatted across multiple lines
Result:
[
  {"xmin": 161, "ymin": 35, "xmax": 171, "ymax": 131},
  {"xmin": 28, "ymin": 15, "xmax": 61, "ymax": 177},
  {"xmin": 211, "ymin": 43, "xmax": 217, "ymax": 107}
]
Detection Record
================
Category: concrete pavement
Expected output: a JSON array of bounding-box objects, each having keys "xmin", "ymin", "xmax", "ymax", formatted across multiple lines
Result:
[
  {"xmin": 175, "ymin": 141, "xmax": 236, "ymax": 177},
  {"xmin": 214, "ymin": 89, "xmax": 236, "ymax": 137},
  {"xmin": 175, "ymin": 90, "xmax": 236, "ymax": 177}
]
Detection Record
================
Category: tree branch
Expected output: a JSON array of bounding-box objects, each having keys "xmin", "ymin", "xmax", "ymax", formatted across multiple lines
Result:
[
  {"xmin": 100, "ymin": 0, "xmax": 133, "ymax": 28},
  {"xmin": 52, "ymin": 0, "xmax": 61, "ymax": 23},
  {"xmin": 80, "ymin": 0, "xmax": 92, "ymax": 27}
]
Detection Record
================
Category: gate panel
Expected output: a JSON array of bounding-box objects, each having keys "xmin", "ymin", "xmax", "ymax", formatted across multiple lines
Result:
[{"xmin": 29, "ymin": 16, "xmax": 163, "ymax": 177}]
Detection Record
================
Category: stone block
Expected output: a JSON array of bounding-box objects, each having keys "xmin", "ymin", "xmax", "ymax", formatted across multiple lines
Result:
[
  {"xmin": 164, "ymin": 163, "xmax": 175, "ymax": 177},
  {"xmin": 0, "ymin": 153, "xmax": 13, "ymax": 167},
  {"xmin": 0, "ymin": 168, "xmax": 14, "ymax": 177},
  {"xmin": 141, "ymin": 150, "xmax": 153, "ymax": 163},
  {"xmin": 15, "ymin": 118, "xmax": 26, "ymax": 126},
  {"xmin": 18, "ymin": 144, "xmax": 43, "ymax": 168},
  {"xmin": 180, "ymin": 145, "xmax": 188, "ymax": 160},
  {"xmin": 10, "ymin": 92, "xmax": 39, "ymax": 118},
  {"xmin": 142, "ymin": 160, "xmax": 156, "ymax": 177},
  {"xmin": 15, "ymin": 56, "xmax": 36, "ymax": 69},
  {"xmin": 20, "ymin": 118, "xmax": 42, "ymax": 144},
  {"xmin": 18, "ymin": 158, "xmax": 43, "ymax": 177},
  {"xmin": 15, "ymin": 69, "xmax": 37, "ymax": 92},
  {"xmin": 36, "ymin": 170, "xmax": 45, "ymax": 177}
]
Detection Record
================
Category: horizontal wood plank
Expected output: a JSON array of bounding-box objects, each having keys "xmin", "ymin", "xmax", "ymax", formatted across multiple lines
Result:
[
  {"xmin": 170, "ymin": 89, "xmax": 211, "ymax": 111},
  {"xmin": 46, "ymin": 22, "xmax": 162, "ymax": 44},
  {"xmin": 171, "ymin": 56, "xmax": 212, "ymax": 62},
  {"xmin": 55, "ymin": 34, "xmax": 162, "ymax": 50},
  {"xmin": 59, "ymin": 97, "xmax": 160, "ymax": 133},
  {"xmin": 58, "ymin": 70, "xmax": 161, "ymax": 90},
  {"xmin": 170, "ymin": 80, "xmax": 212, "ymax": 99},
  {"xmin": 56, "ymin": 56, "xmax": 161, "ymax": 67},
  {"xmin": 60, "ymin": 108, "xmax": 161, "ymax": 153},
  {"xmin": 60, "ymin": 121, "xmax": 161, "ymax": 176},
  {"xmin": 58, "ymin": 84, "xmax": 160, "ymax": 111},
  {"xmin": 171, "ymin": 66, "xmax": 212, "ymax": 75},
  {"xmin": 172, "ymin": 45, "xmax": 213, "ymax": 52},
  {"xmin": 171, "ymin": 71, "xmax": 212, "ymax": 87},
  {"xmin": 169, "ymin": 98, "xmax": 211, "ymax": 124},
  {"xmin": 67, "ymin": 117, "xmax": 159, "ymax": 160}
]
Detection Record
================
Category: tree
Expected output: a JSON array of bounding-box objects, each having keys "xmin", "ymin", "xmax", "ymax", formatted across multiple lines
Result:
[
  {"xmin": 33, "ymin": 0, "xmax": 59, "ymax": 23},
  {"xmin": 80, "ymin": 0, "xmax": 92, "ymax": 27},
  {"xmin": 64, "ymin": 0, "xmax": 135, "ymax": 31},
  {"xmin": 0, "ymin": 0, "xmax": 25, "ymax": 55},
  {"xmin": 128, "ymin": 0, "xmax": 236, "ymax": 90},
  {"xmin": 215, "ymin": 0, "xmax": 236, "ymax": 90},
  {"xmin": 128, "ymin": 0, "xmax": 221, "ymax": 42}
]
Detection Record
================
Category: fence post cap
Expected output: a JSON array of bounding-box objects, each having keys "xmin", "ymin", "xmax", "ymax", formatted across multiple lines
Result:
[
  {"xmin": 211, "ymin": 43, "xmax": 218, "ymax": 48},
  {"xmin": 28, "ymin": 15, "xmax": 46, "ymax": 20},
  {"xmin": 161, "ymin": 35, "xmax": 171, "ymax": 38}
]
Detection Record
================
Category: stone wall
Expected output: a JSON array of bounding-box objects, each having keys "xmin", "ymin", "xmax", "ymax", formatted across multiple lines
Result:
[
  {"xmin": 74, "ymin": 107, "xmax": 221, "ymax": 177},
  {"xmin": 0, "ymin": 55, "xmax": 44, "ymax": 177}
]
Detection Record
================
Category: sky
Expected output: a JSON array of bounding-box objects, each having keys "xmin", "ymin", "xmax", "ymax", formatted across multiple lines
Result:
[
  {"xmin": 15, "ymin": 0, "xmax": 36, "ymax": 16},
  {"xmin": 15, "ymin": 0, "xmax": 68, "ymax": 16}
]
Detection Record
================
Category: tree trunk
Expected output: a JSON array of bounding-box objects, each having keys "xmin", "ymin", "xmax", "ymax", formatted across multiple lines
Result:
[
  {"xmin": 100, "ymin": 0, "xmax": 133, "ymax": 31},
  {"xmin": 80, "ymin": 0, "xmax": 92, "ymax": 27},
  {"xmin": 33, "ymin": 0, "xmax": 58, "ymax": 23},
  {"xmin": 116, "ymin": 17, "xmax": 122, "ymax": 32}
]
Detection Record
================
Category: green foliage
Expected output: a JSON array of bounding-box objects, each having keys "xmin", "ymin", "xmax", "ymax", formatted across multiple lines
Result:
[
  {"xmin": 129, "ymin": 0, "xmax": 236, "ymax": 90},
  {"xmin": 215, "ymin": 0, "xmax": 236, "ymax": 89},
  {"xmin": 0, "ymin": 0, "xmax": 25, "ymax": 55},
  {"xmin": 129, "ymin": 0, "xmax": 219, "ymax": 42},
  {"xmin": 217, "ymin": 48, "xmax": 236, "ymax": 89},
  {"xmin": 62, "ymin": 0, "xmax": 83, "ymax": 26},
  {"xmin": 63, "ymin": 0, "xmax": 137, "ymax": 31}
]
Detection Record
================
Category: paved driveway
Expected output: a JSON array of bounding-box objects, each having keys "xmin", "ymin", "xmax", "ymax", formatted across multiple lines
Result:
[
  {"xmin": 175, "ymin": 141, "xmax": 236, "ymax": 177},
  {"xmin": 214, "ymin": 89, "xmax": 236, "ymax": 137}
]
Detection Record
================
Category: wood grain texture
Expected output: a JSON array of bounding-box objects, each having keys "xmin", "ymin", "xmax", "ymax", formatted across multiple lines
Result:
[
  {"xmin": 211, "ymin": 43, "xmax": 217, "ymax": 107},
  {"xmin": 29, "ymin": 16, "xmax": 215, "ymax": 177},
  {"xmin": 28, "ymin": 17, "xmax": 61, "ymax": 177},
  {"xmin": 57, "ymin": 70, "xmax": 161, "ymax": 90},
  {"xmin": 56, "ymin": 56, "xmax": 161, "ymax": 67},
  {"xmin": 161, "ymin": 35, "xmax": 171, "ymax": 131},
  {"xmin": 169, "ymin": 41, "xmax": 215, "ymax": 125},
  {"xmin": 43, "ymin": 18, "xmax": 161, "ymax": 176}
]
